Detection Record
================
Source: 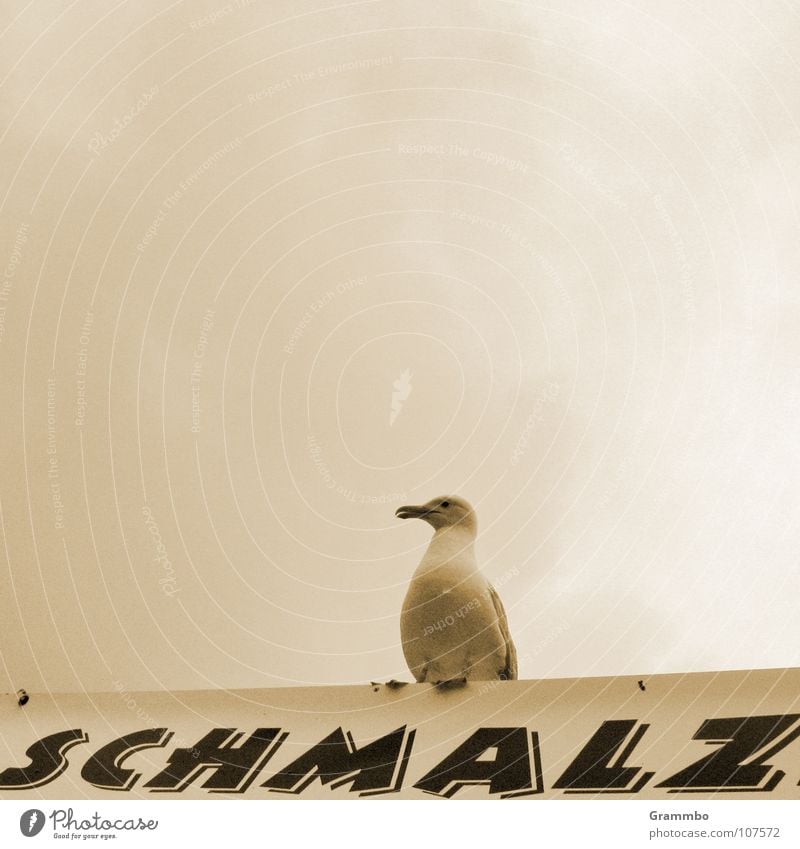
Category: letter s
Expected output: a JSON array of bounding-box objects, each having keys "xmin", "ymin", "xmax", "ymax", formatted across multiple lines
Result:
[{"xmin": 0, "ymin": 730, "xmax": 88, "ymax": 789}]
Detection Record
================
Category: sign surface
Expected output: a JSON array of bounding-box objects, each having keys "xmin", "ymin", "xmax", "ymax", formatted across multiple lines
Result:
[{"xmin": 2, "ymin": 668, "xmax": 799, "ymax": 799}]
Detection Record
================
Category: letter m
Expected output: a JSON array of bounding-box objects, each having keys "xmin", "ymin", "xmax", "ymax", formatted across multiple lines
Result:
[{"xmin": 262, "ymin": 726, "xmax": 414, "ymax": 796}]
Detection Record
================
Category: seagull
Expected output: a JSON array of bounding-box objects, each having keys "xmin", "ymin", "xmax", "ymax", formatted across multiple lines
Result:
[{"xmin": 395, "ymin": 495, "xmax": 517, "ymax": 685}]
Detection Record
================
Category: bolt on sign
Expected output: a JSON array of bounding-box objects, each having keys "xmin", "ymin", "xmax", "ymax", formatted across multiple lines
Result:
[{"xmin": 2, "ymin": 668, "xmax": 800, "ymax": 799}]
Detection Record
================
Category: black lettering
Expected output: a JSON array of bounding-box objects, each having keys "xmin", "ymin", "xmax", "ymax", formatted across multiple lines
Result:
[
  {"xmin": 144, "ymin": 728, "xmax": 285, "ymax": 793},
  {"xmin": 81, "ymin": 728, "xmax": 173, "ymax": 791},
  {"xmin": 657, "ymin": 715, "xmax": 800, "ymax": 792},
  {"xmin": 554, "ymin": 720, "xmax": 654, "ymax": 793},
  {"xmin": 0, "ymin": 730, "xmax": 88, "ymax": 789},
  {"xmin": 414, "ymin": 728, "xmax": 542, "ymax": 798},
  {"xmin": 263, "ymin": 726, "xmax": 414, "ymax": 796}
]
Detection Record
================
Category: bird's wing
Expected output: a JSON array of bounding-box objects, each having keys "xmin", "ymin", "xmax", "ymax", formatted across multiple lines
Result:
[{"xmin": 487, "ymin": 584, "xmax": 518, "ymax": 680}]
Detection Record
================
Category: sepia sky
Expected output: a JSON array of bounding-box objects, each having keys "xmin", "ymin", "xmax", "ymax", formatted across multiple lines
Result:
[{"xmin": 1, "ymin": 0, "xmax": 799, "ymax": 694}]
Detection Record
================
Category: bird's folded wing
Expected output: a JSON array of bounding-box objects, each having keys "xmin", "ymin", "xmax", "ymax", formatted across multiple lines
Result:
[{"xmin": 488, "ymin": 584, "xmax": 518, "ymax": 680}]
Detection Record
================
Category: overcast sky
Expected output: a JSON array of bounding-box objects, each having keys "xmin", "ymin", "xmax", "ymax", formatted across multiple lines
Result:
[{"xmin": 1, "ymin": 0, "xmax": 799, "ymax": 694}]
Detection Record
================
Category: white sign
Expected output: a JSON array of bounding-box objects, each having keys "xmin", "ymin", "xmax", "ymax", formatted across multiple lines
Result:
[{"xmin": 2, "ymin": 668, "xmax": 800, "ymax": 799}]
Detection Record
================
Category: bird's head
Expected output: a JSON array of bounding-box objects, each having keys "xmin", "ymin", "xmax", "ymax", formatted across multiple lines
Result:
[{"xmin": 395, "ymin": 495, "xmax": 476, "ymax": 534}]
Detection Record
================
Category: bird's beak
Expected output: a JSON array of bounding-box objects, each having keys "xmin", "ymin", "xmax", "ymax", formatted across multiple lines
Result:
[{"xmin": 395, "ymin": 505, "xmax": 436, "ymax": 520}]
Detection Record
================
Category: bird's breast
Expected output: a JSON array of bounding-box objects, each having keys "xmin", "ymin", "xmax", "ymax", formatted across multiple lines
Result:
[{"xmin": 401, "ymin": 566, "xmax": 493, "ymax": 640}]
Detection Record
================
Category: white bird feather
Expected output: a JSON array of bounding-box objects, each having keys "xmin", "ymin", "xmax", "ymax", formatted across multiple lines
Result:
[{"xmin": 396, "ymin": 495, "xmax": 517, "ymax": 684}]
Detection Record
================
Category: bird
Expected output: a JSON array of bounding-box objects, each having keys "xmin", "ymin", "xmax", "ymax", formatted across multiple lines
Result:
[{"xmin": 395, "ymin": 495, "xmax": 517, "ymax": 686}]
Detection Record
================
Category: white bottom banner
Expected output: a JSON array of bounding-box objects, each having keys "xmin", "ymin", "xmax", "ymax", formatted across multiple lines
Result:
[{"xmin": 1, "ymin": 800, "xmax": 799, "ymax": 848}]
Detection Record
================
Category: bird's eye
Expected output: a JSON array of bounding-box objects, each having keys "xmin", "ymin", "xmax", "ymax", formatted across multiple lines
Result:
[{"xmin": 441, "ymin": 501, "xmax": 450, "ymax": 508}]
